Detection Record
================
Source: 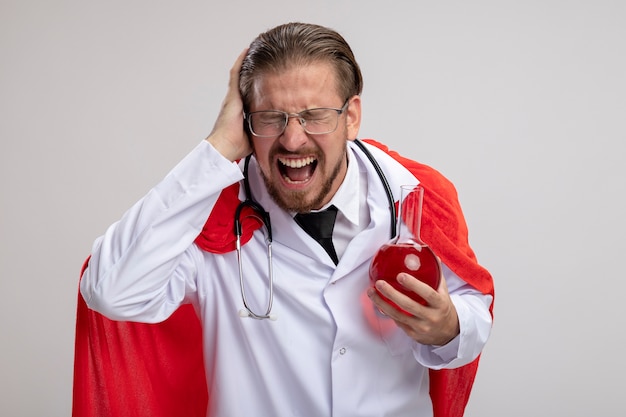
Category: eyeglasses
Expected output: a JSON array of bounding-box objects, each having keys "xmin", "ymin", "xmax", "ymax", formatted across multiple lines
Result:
[{"xmin": 246, "ymin": 99, "xmax": 349, "ymax": 137}]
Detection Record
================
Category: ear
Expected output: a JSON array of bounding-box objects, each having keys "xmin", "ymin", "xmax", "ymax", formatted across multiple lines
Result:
[{"xmin": 345, "ymin": 95, "xmax": 362, "ymax": 141}]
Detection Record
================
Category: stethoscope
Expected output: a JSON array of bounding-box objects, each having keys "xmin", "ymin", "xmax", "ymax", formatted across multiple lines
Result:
[{"xmin": 235, "ymin": 139, "xmax": 396, "ymax": 320}]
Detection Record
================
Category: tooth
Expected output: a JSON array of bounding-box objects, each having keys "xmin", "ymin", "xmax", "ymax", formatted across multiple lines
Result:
[{"xmin": 279, "ymin": 157, "xmax": 315, "ymax": 168}]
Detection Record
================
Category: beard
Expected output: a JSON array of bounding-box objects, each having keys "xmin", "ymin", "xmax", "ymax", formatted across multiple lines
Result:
[{"xmin": 260, "ymin": 145, "xmax": 347, "ymax": 213}]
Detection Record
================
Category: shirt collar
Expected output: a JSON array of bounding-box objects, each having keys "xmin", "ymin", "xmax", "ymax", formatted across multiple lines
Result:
[{"xmin": 322, "ymin": 146, "xmax": 360, "ymax": 227}]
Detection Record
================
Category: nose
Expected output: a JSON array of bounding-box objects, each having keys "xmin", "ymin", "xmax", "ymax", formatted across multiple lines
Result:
[{"xmin": 280, "ymin": 116, "xmax": 308, "ymax": 150}]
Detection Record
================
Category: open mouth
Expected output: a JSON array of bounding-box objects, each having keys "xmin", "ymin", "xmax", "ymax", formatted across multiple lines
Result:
[{"xmin": 278, "ymin": 156, "xmax": 317, "ymax": 184}]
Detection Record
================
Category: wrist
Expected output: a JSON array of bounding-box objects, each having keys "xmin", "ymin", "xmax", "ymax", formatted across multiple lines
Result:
[{"xmin": 205, "ymin": 134, "xmax": 250, "ymax": 162}]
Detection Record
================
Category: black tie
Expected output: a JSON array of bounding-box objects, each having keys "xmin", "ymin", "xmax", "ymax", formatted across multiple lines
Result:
[{"xmin": 294, "ymin": 205, "xmax": 339, "ymax": 265}]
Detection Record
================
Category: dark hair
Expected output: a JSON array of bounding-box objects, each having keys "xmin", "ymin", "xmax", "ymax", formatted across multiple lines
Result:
[{"xmin": 239, "ymin": 22, "xmax": 363, "ymax": 110}]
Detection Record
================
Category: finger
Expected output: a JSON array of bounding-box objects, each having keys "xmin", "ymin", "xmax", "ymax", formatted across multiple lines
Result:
[
  {"xmin": 227, "ymin": 48, "xmax": 249, "ymax": 93},
  {"xmin": 436, "ymin": 271, "xmax": 450, "ymax": 295},
  {"xmin": 372, "ymin": 280, "xmax": 426, "ymax": 321},
  {"xmin": 205, "ymin": 48, "xmax": 252, "ymax": 161},
  {"xmin": 367, "ymin": 285, "xmax": 411, "ymax": 322},
  {"xmin": 368, "ymin": 285, "xmax": 446, "ymax": 344},
  {"xmin": 396, "ymin": 273, "xmax": 439, "ymax": 307}
]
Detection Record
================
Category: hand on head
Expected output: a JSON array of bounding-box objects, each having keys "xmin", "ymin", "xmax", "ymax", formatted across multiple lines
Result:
[{"xmin": 205, "ymin": 48, "xmax": 252, "ymax": 162}]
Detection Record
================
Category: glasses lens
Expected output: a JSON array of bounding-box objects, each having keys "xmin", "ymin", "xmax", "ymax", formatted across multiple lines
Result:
[
  {"xmin": 249, "ymin": 111, "xmax": 286, "ymax": 137},
  {"xmin": 300, "ymin": 109, "xmax": 338, "ymax": 134}
]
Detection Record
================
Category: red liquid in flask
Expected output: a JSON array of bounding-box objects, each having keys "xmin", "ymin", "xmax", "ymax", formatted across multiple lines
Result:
[
  {"xmin": 369, "ymin": 242, "xmax": 440, "ymax": 309},
  {"xmin": 369, "ymin": 185, "xmax": 441, "ymax": 313}
]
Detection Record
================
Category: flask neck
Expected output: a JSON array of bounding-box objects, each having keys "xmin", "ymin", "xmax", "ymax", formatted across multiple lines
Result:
[{"xmin": 396, "ymin": 185, "xmax": 425, "ymax": 245}]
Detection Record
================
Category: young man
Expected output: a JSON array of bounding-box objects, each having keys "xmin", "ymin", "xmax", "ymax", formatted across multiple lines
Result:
[{"xmin": 78, "ymin": 22, "xmax": 494, "ymax": 417}]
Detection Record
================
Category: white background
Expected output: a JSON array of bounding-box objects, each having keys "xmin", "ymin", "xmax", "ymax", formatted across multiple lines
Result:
[{"xmin": 1, "ymin": 1, "xmax": 625, "ymax": 416}]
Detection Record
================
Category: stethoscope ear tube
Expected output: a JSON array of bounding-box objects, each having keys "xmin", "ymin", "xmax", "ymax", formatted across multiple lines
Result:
[
  {"xmin": 236, "ymin": 155, "xmax": 273, "ymax": 242},
  {"xmin": 234, "ymin": 199, "xmax": 272, "ymax": 242},
  {"xmin": 353, "ymin": 139, "xmax": 396, "ymax": 239}
]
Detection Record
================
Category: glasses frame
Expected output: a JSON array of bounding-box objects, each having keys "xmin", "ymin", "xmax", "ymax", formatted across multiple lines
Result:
[{"xmin": 245, "ymin": 99, "xmax": 349, "ymax": 138}]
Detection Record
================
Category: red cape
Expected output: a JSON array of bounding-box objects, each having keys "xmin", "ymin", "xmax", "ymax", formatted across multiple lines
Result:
[{"xmin": 73, "ymin": 139, "xmax": 494, "ymax": 417}]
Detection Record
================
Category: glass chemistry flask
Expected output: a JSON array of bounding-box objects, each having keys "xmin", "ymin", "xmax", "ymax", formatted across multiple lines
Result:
[{"xmin": 369, "ymin": 185, "xmax": 441, "ymax": 312}]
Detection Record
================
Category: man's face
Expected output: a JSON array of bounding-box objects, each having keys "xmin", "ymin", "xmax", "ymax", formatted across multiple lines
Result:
[{"xmin": 248, "ymin": 62, "xmax": 361, "ymax": 213}]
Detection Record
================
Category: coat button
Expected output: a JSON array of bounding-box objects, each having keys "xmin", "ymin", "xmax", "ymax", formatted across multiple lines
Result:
[{"xmin": 339, "ymin": 347, "xmax": 347, "ymax": 355}]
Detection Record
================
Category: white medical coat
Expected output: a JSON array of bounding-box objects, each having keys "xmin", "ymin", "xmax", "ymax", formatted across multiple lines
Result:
[{"xmin": 81, "ymin": 140, "xmax": 492, "ymax": 417}]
